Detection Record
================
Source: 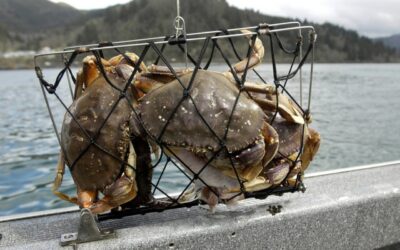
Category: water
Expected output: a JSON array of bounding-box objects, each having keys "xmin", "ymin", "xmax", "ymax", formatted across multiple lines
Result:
[{"xmin": 1, "ymin": 63, "xmax": 400, "ymax": 216}]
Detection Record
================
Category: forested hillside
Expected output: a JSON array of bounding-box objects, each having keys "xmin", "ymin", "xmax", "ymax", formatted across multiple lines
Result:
[
  {"xmin": 376, "ymin": 34, "xmax": 400, "ymax": 53},
  {"xmin": 0, "ymin": 0, "xmax": 398, "ymax": 68},
  {"xmin": 0, "ymin": 0, "xmax": 82, "ymax": 33}
]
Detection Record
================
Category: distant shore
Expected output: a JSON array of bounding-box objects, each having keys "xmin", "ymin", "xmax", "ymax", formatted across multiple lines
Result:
[{"xmin": 1, "ymin": 58, "xmax": 400, "ymax": 71}]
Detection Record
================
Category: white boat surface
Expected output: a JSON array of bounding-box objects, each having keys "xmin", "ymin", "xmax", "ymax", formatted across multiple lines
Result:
[{"xmin": 1, "ymin": 161, "xmax": 399, "ymax": 249}]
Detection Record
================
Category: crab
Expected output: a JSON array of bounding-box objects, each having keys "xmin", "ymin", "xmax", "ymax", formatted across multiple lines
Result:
[
  {"xmin": 52, "ymin": 55, "xmax": 154, "ymax": 214},
  {"xmin": 52, "ymin": 30, "xmax": 320, "ymax": 213},
  {"xmin": 128, "ymin": 31, "xmax": 319, "ymax": 210},
  {"xmin": 243, "ymin": 83, "xmax": 321, "ymax": 189},
  {"xmin": 138, "ymin": 76, "xmax": 320, "ymax": 210}
]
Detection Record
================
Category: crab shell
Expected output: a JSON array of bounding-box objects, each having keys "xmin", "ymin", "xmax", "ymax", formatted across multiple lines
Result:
[
  {"xmin": 61, "ymin": 67, "xmax": 135, "ymax": 191},
  {"xmin": 139, "ymin": 70, "xmax": 265, "ymax": 154}
]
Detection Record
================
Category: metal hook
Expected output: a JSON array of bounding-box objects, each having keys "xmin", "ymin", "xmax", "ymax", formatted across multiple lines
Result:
[
  {"xmin": 174, "ymin": 16, "xmax": 185, "ymax": 38},
  {"xmin": 173, "ymin": 0, "xmax": 188, "ymax": 68},
  {"xmin": 174, "ymin": 0, "xmax": 184, "ymax": 38}
]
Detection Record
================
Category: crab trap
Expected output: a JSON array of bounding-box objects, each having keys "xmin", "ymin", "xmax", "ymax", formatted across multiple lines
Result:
[{"xmin": 34, "ymin": 22, "xmax": 319, "ymax": 224}]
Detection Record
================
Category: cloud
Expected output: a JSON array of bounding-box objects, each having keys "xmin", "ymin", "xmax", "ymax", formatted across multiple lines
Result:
[
  {"xmin": 226, "ymin": 0, "xmax": 400, "ymax": 37},
  {"xmin": 50, "ymin": 0, "xmax": 400, "ymax": 37}
]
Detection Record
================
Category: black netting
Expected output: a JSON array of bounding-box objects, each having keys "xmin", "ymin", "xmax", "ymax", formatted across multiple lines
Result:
[{"xmin": 35, "ymin": 24, "xmax": 317, "ymax": 220}]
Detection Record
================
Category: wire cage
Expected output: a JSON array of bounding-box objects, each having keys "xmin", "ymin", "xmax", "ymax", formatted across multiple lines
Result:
[{"xmin": 34, "ymin": 22, "xmax": 317, "ymax": 220}]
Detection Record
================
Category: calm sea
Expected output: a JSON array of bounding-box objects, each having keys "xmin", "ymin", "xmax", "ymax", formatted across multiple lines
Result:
[{"xmin": 1, "ymin": 63, "xmax": 400, "ymax": 216}]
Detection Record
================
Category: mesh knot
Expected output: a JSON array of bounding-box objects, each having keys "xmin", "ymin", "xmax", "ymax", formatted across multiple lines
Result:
[
  {"xmin": 304, "ymin": 109, "xmax": 312, "ymax": 123},
  {"xmin": 47, "ymin": 85, "xmax": 56, "ymax": 94},
  {"xmin": 182, "ymin": 89, "xmax": 190, "ymax": 98}
]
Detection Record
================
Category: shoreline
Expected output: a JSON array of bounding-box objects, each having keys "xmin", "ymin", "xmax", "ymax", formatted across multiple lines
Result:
[{"xmin": 2, "ymin": 61, "xmax": 400, "ymax": 71}]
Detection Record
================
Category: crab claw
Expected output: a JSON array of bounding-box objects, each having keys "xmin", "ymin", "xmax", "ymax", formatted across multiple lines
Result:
[
  {"xmin": 263, "ymin": 160, "xmax": 290, "ymax": 185},
  {"xmin": 243, "ymin": 160, "xmax": 290, "ymax": 192},
  {"xmin": 86, "ymin": 143, "xmax": 138, "ymax": 214}
]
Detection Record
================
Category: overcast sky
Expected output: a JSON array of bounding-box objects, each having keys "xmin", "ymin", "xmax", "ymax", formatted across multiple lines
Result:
[{"xmin": 51, "ymin": 0, "xmax": 400, "ymax": 38}]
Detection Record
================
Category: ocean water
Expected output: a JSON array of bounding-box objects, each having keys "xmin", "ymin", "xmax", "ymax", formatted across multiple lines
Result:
[{"xmin": 1, "ymin": 63, "xmax": 400, "ymax": 216}]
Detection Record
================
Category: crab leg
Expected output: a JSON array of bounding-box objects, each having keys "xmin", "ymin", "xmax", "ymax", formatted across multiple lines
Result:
[
  {"xmin": 243, "ymin": 82, "xmax": 305, "ymax": 124},
  {"xmin": 108, "ymin": 53, "xmax": 148, "ymax": 72},
  {"xmin": 147, "ymin": 65, "xmax": 190, "ymax": 76},
  {"xmin": 74, "ymin": 68, "xmax": 85, "ymax": 100},
  {"xmin": 134, "ymin": 65, "xmax": 190, "ymax": 93},
  {"xmin": 52, "ymin": 152, "xmax": 79, "ymax": 204},
  {"xmin": 231, "ymin": 30, "xmax": 265, "ymax": 74}
]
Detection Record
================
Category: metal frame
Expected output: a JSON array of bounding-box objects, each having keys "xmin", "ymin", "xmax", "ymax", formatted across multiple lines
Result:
[
  {"xmin": 33, "ymin": 22, "xmax": 314, "ymax": 60},
  {"xmin": 61, "ymin": 22, "xmax": 304, "ymax": 50},
  {"xmin": 2, "ymin": 159, "xmax": 400, "ymax": 223},
  {"xmin": 33, "ymin": 22, "xmax": 317, "ymax": 222}
]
